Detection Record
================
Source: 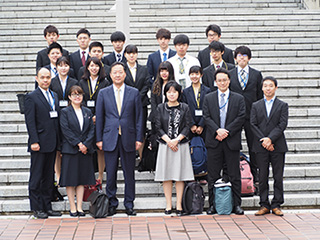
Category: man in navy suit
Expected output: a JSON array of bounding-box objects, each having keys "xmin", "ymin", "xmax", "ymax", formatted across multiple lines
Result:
[
  {"xmin": 96, "ymin": 62, "xmax": 143, "ymax": 216},
  {"xmin": 147, "ymin": 28, "xmax": 176, "ymax": 84},
  {"xmin": 36, "ymin": 25, "xmax": 69, "ymax": 71},
  {"xmin": 197, "ymin": 24, "xmax": 234, "ymax": 69},
  {"xmin": 203, "ymin": 68, "xmax": 246, "ymax": 215},
  {"xmin": 229, "ymin": 46, "xmax": 263, "ymax": 186},
  {"xmin": 103, "ymin": 31, "xmax": 127, "ymax": 66},
  {"xmin": 251, "ymin": 77, "xmax": 288, "ymax": 217},
  {"xmin": 70, "ymin": 28, "xmax": 91, "ymax": 80},
  {"xmin": 24, "ymin": 68, "xmax": 62, "ymax": 219}
]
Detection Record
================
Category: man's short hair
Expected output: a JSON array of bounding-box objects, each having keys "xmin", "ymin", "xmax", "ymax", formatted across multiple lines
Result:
[
  {"xmin": 110, "ymin": 31, "xmax": 126, "ymax": 42},
  {"xmin": 189, "ymin": 65, "xmax": 203, "ymax": 75},
  {"xmin": 44, "ymin": 25, "xmax": 59, "ymax": 37},
  {"xmin": 214, "ymin": 67, "xmax": 230, "ymax": 80},
  {"xmin": 76, "ymin": 28, "xmax": 91, "ymax": 38},
  {"xmin": 205, "ymin": 24, "xmax": 221, "ymax": 37},
  {"xmin": 89, "ymin": 41, "xmax": 104, "ymax": 52},
  {"xmin": 110, "ymin": 61, "xmax": 127, "ymax": 72},
  {"xmin": 36, "ymin": 67, "xmax": 50, "ymax": 76},
  {"xmin": 124, "ymin": 44, "xmax": 138, "ymax": 54},
  {"xmin": 47, "ymin": 42, "xmax": 62, "ymax": 54},
  {"xmin": 209, "ymin": 41, "xmax": 225, "ymax": 52},
  {"xmin": 262, "ymin": 76, "xmax": 278, "ymax": 87},
  {"xmin": 234, "ymin": 46, "xmax": 252, "ymax": 59},
  {"xmin": 156, "ymin": 28, "xmax": 171, "ymax": 39},
  {"xmin": 173, "ymin": 34, "xmax": 190, "ymax": 45}
]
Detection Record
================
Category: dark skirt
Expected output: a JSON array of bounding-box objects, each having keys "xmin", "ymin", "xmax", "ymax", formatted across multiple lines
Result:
[{"xmin": 59, "ymin": 152, "xmax": 96, "ymax": 187}]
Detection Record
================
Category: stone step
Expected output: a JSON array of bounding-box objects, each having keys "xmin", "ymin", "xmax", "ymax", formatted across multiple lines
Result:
[
  {"xmin": 0, "ymin": 165, "xmax": 318, "ymax": 186},
  {"xmin": 0, "ymin": 178, "xmax": 319, "ymax": 199},
  {"xmin": 2, "ymin": 192, "xmax": 319, "ymax": 213}
]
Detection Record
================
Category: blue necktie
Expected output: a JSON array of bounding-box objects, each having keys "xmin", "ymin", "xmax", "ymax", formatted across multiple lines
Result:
[
  {"xmin": 46, "ymin": 91, "xmax": 53, "ymax": 109},
  {"xmin": 163, "ymin": 52, "xmax": 167, "ymax": 61},
  {"xmin": 220, "ymin": 93, "xmax": 226, "ymax": 128}
]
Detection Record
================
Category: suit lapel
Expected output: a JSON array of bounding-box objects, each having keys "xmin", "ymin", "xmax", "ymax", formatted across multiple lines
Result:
[
  {"xmin": 233, "ymin": 67, "xmax": 243, "ymax": 91},
  {"xmin": 187, "ymin": 87, "xmax": 197, "ymax": 108},
  {"xmin": 121, "ymin": 85, "xmax": 130, "ymax": 115},
  {"xmin": 108, "ymin": 87, "xmax": 119, "ymax": 116},
  {"xmin": 36, "ymin": 88, "xmax": 52, "ymax": 111},
  {"xmin": 81, "ymin": 107, "xmax": 89, "ymax": 133},
  {"xmin": 70, "ymin": 106, "xmax": 82, "ymax": 132},
  {"xmin": 267, "ymin": 97, "xmax": 279, "ymax": 122}
]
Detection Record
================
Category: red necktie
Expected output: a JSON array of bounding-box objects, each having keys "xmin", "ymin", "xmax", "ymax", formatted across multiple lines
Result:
[{"xmin": 81, "ymin": 51, "xmax": 86, "ymax": 66}]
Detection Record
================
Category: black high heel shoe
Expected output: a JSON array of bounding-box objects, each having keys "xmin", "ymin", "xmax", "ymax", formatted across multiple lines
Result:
[
  {"xmin": 164, "ymin": 209, "xmax": 172, "ymax": 215},
  {"xmin": 176, "ymin": 209, "xmax": 183, "ymax": 216},
  {"xmin": 69, "ymin": 211, "xmax": 78, "ymax": 217}
]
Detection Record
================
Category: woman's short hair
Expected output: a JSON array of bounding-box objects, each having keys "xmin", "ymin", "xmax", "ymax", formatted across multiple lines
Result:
[{"xmin": 163, "ymin": 80, "xmax": 182, "ymax": 102}]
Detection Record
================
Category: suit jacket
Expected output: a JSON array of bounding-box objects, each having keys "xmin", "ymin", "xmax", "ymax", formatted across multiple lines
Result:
[
  {"xmin": 250, "ymin": 98, "xmax": 288, "ymax": 153},
  {"xmin": 79, "ymin": 77, "xmax": 110, "ymax": 114},
  {"xmin": 182, "ymin": 84, "xmax": 211, "ymax": 127},
  {"xmin": 125, "ymin": 63, "xmax": 150, "ymax": 107},
  {"xmin": 49, "ymin": 76, "xmax": 79, "ymax": 101},
  {"xmin": 70, "ymin": 50, "xmax": 87, "ymax": 80},
  {"xmin": 203, "ymin": 90, "xmax": 245, "ymax": 150},
  {"xmin": 229, "ymin": 66, "xmax": 263, "ymax": 119},
  {"xmin": 103, "ymin": 52, "xmax": 127, "ymax": 66},
  {"xmin": 146, "ymin": 49, "xmax": 176, "ymax": 83},
  {"xmin": 95, "ymin": 84, "xmax": 143, "ymax": 152},
  {"xmin": 197, "ymin": 46, "xmax": 234, "ymax": 69},
  {"xmin": 24, "ymin": 88, "xmax": 60, "ymax": 153},
  {"xmin": 60, "ymin": 106, "xmax": 95, "ymax": 154},
  {"xmin": 36, "ymin": 47, "xmax": 69, "ymax": 71},
  {"xmin": 202, "ymin": 62, "xmax": 235, "ymax": 91},
  {"xmin": 155, "ymin": 102, "xmax": 192, "ymax": 144},
  {"xmin": 78, "ymin": 64, "xmax": 111, "ymax": 82}
]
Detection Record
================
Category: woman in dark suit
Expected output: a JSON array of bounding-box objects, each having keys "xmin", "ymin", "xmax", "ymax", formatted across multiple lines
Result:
[
  {"xmin": 182, "ymin": 66, "xmax": 211, "ymax": 185},
  {"xmin": 154, "ymin": 80, "xmax": 194, "ymax": 216},
  {"xmin": 50, "ymin": 56, "xmax": 79, "ymax": 184},
  {"xmin": 79, "ymin": 57, "xmax": 110, "ymax": 182},
  {"xmin": 59, "ymin": 85, "xmax": 96, "ymax": 217},
  {"xmin": 149, "ymin": 61, "xmax": 175, "ymax": 133}
]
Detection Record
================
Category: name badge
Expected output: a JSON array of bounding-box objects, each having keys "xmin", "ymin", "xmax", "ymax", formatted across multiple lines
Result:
[
  {"xmin": 87, "ymin": 100, "xmax": 95, "ymax": 107},
  {"xmin": 59, "ymin": 100, "xmax": 68, "ymax": 107},
  {"xmin": 195, "ymin": 110, "xmax": 203, "ymax": 116},
  {"xmin": 50, "ymin": 111, "xmax": 58, "ymax": 118}
]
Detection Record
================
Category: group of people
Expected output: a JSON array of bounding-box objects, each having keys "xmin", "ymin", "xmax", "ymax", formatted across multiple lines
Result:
[{"xmin": 24, "ymin": 23, "xmax": 288, "ymax": 219}]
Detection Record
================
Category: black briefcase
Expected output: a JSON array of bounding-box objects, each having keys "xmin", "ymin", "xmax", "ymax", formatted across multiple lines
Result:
[{"xmin": 87, "ymin": 190, "xmax": 109, "ymax": 218}]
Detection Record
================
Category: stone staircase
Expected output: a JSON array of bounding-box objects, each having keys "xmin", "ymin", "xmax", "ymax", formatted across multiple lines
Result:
[{"xmin": 1, "ymin": 0, "xmax": 320, "ymax": 213}]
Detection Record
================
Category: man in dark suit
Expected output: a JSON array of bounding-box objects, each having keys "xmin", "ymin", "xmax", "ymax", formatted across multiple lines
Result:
[
  {"xmin": 202, "ymin": 41, "xmax": 235, "ymax": 91},
  {"xmin": 146, "ymin": 28, "xmax": 176, "ymax": 84},
  {"xmin": 36, "ymin": 25, "xmax": 69, "ymax": 71},
  {"xmin": 229, "ymin": 46, "xmax": 263, "ymax": 186},
  {"xmin": 70, "ymin": 28, "xmax": 91, "ymax": 80},
  {"xmin": 24, "ymin": 68, "xmax": 62, "ymax": 219},
  {"xmin": 203, "ymin": 68, "xmax": 246, "ymax": 215},
  {"xmin": 197, "ymin": 24, "xmax": 234, "ymax": 69},
  {"xmin": 96, "ymin": 62, "xmax": 143, "ymax": 216},
  {"xmin": 251, "ymin": 76, "xmax": 288, "ymax": 217},
  {"xmin": 103, "ymin": 31, "xmax": 127, "ymax": 66}
]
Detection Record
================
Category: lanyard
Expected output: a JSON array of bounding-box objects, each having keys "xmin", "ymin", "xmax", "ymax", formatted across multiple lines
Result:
[
  {"xmin": 87, "ymin": 79, "xmax": 100, "ymax": 100},
  {"xmin": 59, "ymin": 75, "xmax": 69, "ymax": 99},
  {"xmin": 192, "ymin": 84, "xmax": 201, "ymax": 109},
  {"xmin": 219, "ymin": 92, "xmax": 230, "ymax": 110},
  {"xmin": 48, "ymin": 90, "xmax": 56, "ymax": 110}
]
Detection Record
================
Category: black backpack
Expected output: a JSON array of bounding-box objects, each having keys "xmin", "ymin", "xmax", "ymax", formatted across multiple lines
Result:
[
  {"xmin": 87, "ymin": 190, "xmax": 109, "ymax": 218},
  {"xmin": 182, "ymin": 182, "xmax": 205, "ymax": 215}
]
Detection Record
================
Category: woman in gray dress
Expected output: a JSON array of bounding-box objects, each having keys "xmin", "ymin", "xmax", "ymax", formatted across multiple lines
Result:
[{"xmin": 155, "ymin": 80, "xmax": 194, "ymax": 216}]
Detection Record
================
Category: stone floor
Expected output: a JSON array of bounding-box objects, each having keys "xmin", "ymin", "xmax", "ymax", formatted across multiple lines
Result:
[{"xmin": 0, "ymin": 210, "xmax": 320, "ymax": 239}]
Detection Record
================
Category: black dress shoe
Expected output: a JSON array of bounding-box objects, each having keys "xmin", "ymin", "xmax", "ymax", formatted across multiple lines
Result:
[
  {"xmin": 34, "ymin": 210, "xmax": 48, "ymax": 219},
  {"xmin": 69, "ymin": 211, "xmax": 78, "ymax": 217},
  {"xmin": 206, "ymin": 205, "xmax": 217, "ymax": 215},
  {"xmin": 164, "ymin": 209, "xmax": 172, "ymax": 215},
  {"xmin": 47, "ymin": 210, "xmax": 62, "ymax": 217},
  {"xmin": 233, "ymin": 206, "xmax": 244, "ymax": 215},
  {"xmin": 77, "ymin": 211, "xmax": 86, "ymax": 217},
  {"xmin": 107, "ymin": 206, "xmax": 117, "ymax": 216},
  {"xmin": 125, "ymin": 208, "xmax": 137, "ymax": 216}
]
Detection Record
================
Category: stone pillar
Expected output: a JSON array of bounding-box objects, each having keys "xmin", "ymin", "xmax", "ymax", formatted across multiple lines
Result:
[{"xmin": 116, "ymin": 0, "xmax": 130, "ymax": 42}]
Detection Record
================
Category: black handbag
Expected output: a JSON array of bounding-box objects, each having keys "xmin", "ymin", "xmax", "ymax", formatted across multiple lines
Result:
[
  {"xmin": 87, "ymin": 190, "xmax": 109, "ymax": 218},
  {"xmin": 138, "ymin": 129, "xmax": 158, "ymax": 172},
  {"xmin": 16, "ymin": 93, "xmax": 27, "ymax": 114}
]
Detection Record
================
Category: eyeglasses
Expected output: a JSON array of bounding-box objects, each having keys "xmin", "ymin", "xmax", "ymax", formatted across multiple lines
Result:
[
  {"xmin": 208, "ymin": 33, "xmax": 218, "ymax": 38},
  {"xmin": 237, "ymin": 54, "xmax": 248, "ymax": 58},
  {"xmin": 71, "ymin": 93, "xmax": 83, "ymax": 98}
]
